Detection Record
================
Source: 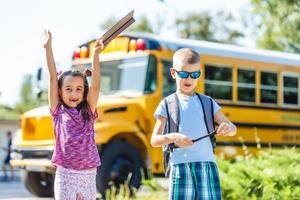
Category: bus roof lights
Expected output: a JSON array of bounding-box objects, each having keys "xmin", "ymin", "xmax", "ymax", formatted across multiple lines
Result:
[
  {"xmin": 136, "ymin": 39, "xmax": 146, "ymax": 51},
  {"xmin": 73, "ymin": 48, "xmax": 81, "ymax": 59},
  {"xmin": 129, "ymin": 39, "xmax": 137, "ymax": 51},
  {"xmin": 80, "ymin": 46, "xmax": 89, "ymax": 58}
]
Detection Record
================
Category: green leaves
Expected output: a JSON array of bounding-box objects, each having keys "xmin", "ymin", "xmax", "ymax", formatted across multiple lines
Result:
[
  {"xmin": 175, "ymin": 11, "xmax": 244, "ymax": 44},
  {"xmin": 251, "ymin": 0, "xmax": 300, "ymax": 53},
  {"xmin": 218, "ymin": 148, "xmax": 300, "ymax": 199},
  {"xmin": 14, "ymin": 74, "xmax": 47, "ymax": 114}
]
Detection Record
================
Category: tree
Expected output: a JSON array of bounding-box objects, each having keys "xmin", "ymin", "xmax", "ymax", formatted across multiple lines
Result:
[
  {"xmin": 0, "ymin": 105, "xmax": 19, "ymax": 120},
  {"xmin": 175, "ymin": 11, "xmax": 244, "ymax": 44},
  {"xmin": 100, "ymin": 15, "xmax": 155, "ymax": 34},
  {"xmin": 250, "ymin": 0, "xmax": 300, "ymax": 53},
  {"xmin": 128, "ymin": 16, "xmax": 154, "ymax": 33},
  {"xmin": 15, "ymin": 74, "xmax": 44, "ymax": 114}
]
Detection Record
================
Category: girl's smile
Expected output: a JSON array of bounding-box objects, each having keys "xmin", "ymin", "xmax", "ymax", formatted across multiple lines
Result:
[{"xmin": 61, "ymin": 76, "xmax": 84, "ymax": 108}]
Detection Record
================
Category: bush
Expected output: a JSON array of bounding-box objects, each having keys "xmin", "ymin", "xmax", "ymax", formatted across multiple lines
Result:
[
  {"xmin": 104, "ymin": 148, "xmax": 300, "ymax": 199},
  {"xmin": 218, "ymin": 148, "xmax": 300, "ymax": 200}
]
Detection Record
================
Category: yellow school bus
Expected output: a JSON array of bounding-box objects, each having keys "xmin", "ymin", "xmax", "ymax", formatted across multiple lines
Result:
[{"xmin": 11, "ymin": 32, "xmax": 300, "ymax": 197}]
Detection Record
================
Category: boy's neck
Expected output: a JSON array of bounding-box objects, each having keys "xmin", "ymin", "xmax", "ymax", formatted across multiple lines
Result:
[{"xmin": 176, "ymin": 89, "xmax": 196, "ymax": 97}]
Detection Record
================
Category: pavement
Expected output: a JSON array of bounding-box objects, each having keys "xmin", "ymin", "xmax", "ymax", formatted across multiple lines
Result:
[{"xmin": 0, "ymin": 172, "xmax": 168, "ymax": 200}]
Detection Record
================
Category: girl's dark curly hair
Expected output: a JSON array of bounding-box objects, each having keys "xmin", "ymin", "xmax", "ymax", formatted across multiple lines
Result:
[{"xmin": 58, "ymin": 70, "xmax": 90, "ymax": 121}]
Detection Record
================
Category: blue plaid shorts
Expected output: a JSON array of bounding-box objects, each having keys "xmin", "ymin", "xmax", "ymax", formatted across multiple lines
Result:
[{"xmin": 169, "ymin": 161, "xmax": 222, "ymax": 200}]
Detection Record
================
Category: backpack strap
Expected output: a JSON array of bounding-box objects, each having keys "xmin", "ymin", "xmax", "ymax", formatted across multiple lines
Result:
[
  {"xmin": 164, "ymin": 98, "xmax": 171, "ymax": 134},
  {"xmin": 162, "ymin": 93, "xmax": 180, "ymax": 176},
  {"xmin": 196, "ymin": 93, "xmax": 216, "ymax": 151},
  {"xmin": 163, "ymin": 93, "xmax": 180, "ymax": 133}
]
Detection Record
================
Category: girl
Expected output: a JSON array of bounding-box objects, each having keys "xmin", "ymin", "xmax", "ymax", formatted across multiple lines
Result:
[{"xmin": 43, "ymin": 30, "xmax": 104, "ymax": 200}]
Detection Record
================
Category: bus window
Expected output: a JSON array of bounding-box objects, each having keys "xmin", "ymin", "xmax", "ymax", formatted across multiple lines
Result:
[
  {"xmin": 261, "ymin": 71, "xmax": 277, "ymax": 104},
  {"xmin": 205, "ymin": 65, "xmax": 232, "ymax": 100},
  {"xmin": 283, "ymin": 74, "xmax": 298, "ymax": 105},
  {"xmin": 73, "ymin": 56, "xmax": 150, "ymax": 97},
  {"xmin": 238, "ymin": 68, "xmax": 255, "ymax": 102},
  {"xmin": 162, "ymin": 60, "xmax": 176, "ymax": 97},
  {"xmin": 144, "ymin": 55, "xmax": 157, "ymax": 94}
]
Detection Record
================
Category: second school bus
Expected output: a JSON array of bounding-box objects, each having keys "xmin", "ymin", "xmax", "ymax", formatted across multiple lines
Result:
[{"xmin": 11, "ymin": 33, "xmax": 300, "ymax": 197}]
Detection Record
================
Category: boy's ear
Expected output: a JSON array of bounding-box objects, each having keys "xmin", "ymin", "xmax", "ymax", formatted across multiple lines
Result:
[{"xmin": 170, "ymin": 67, "xmax": 176, "ymax": 79}]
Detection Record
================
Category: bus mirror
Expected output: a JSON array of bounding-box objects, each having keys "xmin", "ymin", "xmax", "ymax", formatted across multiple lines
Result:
[{"xmin": 37, "ymin": 68, "xmax": 42, "ymax": 81}]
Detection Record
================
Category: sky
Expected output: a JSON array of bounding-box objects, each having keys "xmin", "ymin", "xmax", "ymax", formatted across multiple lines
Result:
[{"xmin": 0, "ymin": 0, "xmax": 250, "ymax": 106}]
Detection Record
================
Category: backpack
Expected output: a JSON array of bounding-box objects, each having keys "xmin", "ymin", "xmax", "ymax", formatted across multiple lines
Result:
[{"xmin": 162, "ymin": 92, "xmax": 216, "ymax": 176}]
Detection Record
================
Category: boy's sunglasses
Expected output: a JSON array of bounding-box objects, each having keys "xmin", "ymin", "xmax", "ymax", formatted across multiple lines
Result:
[{"xmin": 173, "ymin": 69, "xmax": 201, "ymax": 79}]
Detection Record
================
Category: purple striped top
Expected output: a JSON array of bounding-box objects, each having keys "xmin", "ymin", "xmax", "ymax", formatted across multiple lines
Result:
[{"xmin": 50, "ymin": 103, "xmax": 101, "ymax": 170}]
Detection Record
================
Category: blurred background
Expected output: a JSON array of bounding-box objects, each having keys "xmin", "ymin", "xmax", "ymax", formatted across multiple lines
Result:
[{"xmin": 0, "ymin": 0, "xmax": 299, "ymax": 199}]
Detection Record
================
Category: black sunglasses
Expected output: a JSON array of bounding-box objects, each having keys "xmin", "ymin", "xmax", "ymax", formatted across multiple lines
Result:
[{"xmin": 173, "ymin": 69, "xmax": 201, "ymax": 79}]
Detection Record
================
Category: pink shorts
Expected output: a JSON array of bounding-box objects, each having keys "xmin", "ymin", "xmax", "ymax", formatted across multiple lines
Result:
[{"xmin": 54, "ymin": 165, "xmax": 97, "ymax": 200}]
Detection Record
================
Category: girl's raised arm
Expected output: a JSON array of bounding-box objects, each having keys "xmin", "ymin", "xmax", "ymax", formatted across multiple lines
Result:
[
  {"xmin": 87, "ymin": 39, "xmax": 104, "ymax": 112},
  {"xmin": 43, "ymin": 30, "xmax": 59, "ymax": 112}
]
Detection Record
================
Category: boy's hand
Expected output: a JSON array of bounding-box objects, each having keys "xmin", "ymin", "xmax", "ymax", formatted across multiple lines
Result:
[
  {"xmin": 94, "ymin": 38, "xmax": 104, "ymax": 55},
  {"xmin": 217, "ymin": 122, "xmax": 236, "ymax": 136},
  {"xmin": 43, "ymin": 30, "xmax": 52, "ymax": 48},
  {"xmin": 171, "ymin": 133, "xmax": 193, "ymax": 148}
]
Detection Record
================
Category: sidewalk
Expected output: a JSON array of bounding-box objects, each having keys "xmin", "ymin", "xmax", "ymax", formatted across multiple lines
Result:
[
  {"xmin": 0, "ymin": 176, "xmax": 33, "ymax": 199},
  {"xmin": 0, "ymin": 170, "xmax": 20, "ymax": 182},
  {"xmin": 0, "ymin": 172, "xmax": 54, "ymax": 199}
]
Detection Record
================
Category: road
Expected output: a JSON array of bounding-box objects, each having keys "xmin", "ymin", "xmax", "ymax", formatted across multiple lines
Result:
[
  {"xmin": 0, "ymin": 178, "xmax": 52, "ymax": 200},
  {"xmin": 0, "ymin": 175, "xmax": 168, "ymax": 200}
]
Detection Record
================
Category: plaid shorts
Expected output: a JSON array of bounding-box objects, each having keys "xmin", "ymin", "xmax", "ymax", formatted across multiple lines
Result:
[{"xmin": 169, "ymin": 161, "xmax": 222, "ymax": 200}]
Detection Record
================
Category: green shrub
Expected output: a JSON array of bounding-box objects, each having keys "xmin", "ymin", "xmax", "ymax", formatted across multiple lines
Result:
[
  {"xmin": 218, "ymin": 148, "xmax": 300, "ymax": 200},
  {"xmin": 104, "ymin": 148, "xmax": 300, "ymax": 199}
]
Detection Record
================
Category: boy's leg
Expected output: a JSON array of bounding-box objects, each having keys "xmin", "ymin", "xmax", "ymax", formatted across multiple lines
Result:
[
  {"xmin": 191, "ymin": 162, "xmax": 222, "ymax": 200},
  {"xmin": 169, "ymin": 163, "xmax": 195, "ymax": 200}
]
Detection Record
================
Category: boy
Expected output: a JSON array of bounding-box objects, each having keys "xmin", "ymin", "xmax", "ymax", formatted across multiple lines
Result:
[{"xmin": 151, "ymin": 48, "xmax": 237, "ymax": 200}]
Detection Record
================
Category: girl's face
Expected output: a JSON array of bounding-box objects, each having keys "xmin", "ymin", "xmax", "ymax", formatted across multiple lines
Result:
[{"xmin": 60, "ymin": 76, "xmax": 85, "ymax": 108}]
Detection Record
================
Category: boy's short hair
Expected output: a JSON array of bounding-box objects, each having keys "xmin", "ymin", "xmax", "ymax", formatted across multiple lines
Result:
[{"xmin": 173, "ymin": 48, "xmax": 200, "ymax": 68}]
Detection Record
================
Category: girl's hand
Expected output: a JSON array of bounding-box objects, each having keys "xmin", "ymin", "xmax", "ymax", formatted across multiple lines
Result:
[
  {"xmin": 43, "ymin": 30, "xmax": 52, "ymax": 48},
  {"xmin": 94, "ymin": 38, "xmax": 104, "ymax": 54},
  {"xmin": 217, "ymin": 122, "xmax": 236, "ymax": 136}
]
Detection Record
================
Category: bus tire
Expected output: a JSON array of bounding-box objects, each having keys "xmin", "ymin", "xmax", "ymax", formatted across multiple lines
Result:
[
  {"xmin": 21, "ymin": 170, "xmax": 54, "ymax": 197},
  {"xmin": 96, "ymin": 140, "xmax": 142, "ymax": 196}
]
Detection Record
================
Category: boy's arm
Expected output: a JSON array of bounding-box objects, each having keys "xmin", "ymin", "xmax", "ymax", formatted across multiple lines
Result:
[
  {"xmin": 87, "ymin": 39, "xmax": 104, "ymax": 113},
  {"xmin": 43, "ymin": 30, "xmax": 59, "ymax": 112},
  {"xmin": 151, "ymin": 116, "xmax": 193, "ymax": 147},
  {"xmin": 214, "ymin": 110, "xmax": 237, "ymax": 136}
]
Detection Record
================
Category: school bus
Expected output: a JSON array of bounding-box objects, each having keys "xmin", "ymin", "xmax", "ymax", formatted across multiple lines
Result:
[{"xmin": 10, "ymin": 32, "xmax": 300, "ymax": 197}]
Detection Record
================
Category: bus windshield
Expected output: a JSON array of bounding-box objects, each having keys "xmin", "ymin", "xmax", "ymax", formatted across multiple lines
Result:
[{"xmin": 73, "ymin": 55, "xmax": 151, "ymax": 97}]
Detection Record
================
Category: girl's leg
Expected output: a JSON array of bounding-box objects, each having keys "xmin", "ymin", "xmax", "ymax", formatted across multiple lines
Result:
[
  {"xmin": 77, "ymin": 169, "xmax": 97, "ymax": 200},
  {"xmin": 54, "ymin": 167, "xmax": 76, "ymax": 200},
  {"xmin": 169, "ymin": 163, "xmax": 195, "ymax": 200}
]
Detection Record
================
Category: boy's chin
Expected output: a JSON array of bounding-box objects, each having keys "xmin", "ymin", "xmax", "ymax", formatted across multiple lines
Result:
[{"xmin": 179, "ymin": 88, "xmax": 196, "ymax": 95}]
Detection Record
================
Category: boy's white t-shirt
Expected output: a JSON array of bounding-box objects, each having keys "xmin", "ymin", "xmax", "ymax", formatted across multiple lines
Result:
[{"xmin": 154, "ymin": 93, "xmax": 221, "ymax": 165}]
